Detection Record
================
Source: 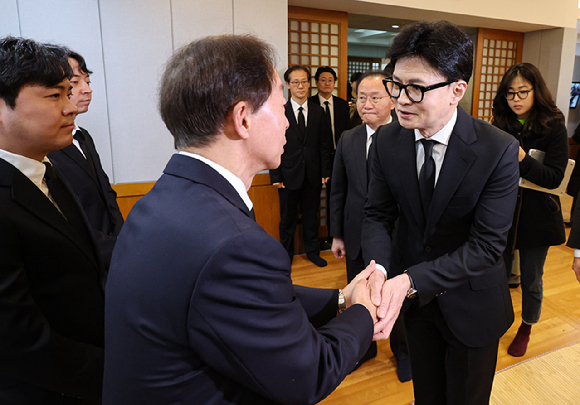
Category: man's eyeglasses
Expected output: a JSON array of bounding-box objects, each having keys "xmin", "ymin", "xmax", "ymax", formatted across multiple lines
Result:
[
  {"xmin": 383, "ymin": 78, "xmax": 454, "ymax": 103},
  {"xmin": 357, "ymin": 96, "xmax": 388, "ymax": 105},
  {"xmin": 289, "ymin": 80, "xmax": 309, "ymax": 87},
  {"xmin": 504, "ymin": 89, "xmax": 533, "ymax": 100}
]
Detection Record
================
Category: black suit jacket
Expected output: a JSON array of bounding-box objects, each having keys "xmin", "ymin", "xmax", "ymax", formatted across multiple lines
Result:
[
  {"xmin": 0, "ymin": 158, "xmax": 105, "ymax": 404},
  {"xmin": 48, "ymin": 127, "xmax": 124, "ymax": 268},
  {"xmin": 329, "ymin": 124, "xmax": 369, "ymax": 259},
  {"xmin": 103, "ymin": 154, "xmax": 373, "ymax": 404},
  {"xmin": 309, "ymin": 94, "xmax": 351, "ymax": 147},
  {"xmin": 362, "ymin": 107, "xmax": 519, "ymax": 347},
  {"xmin": 269, "ymin": 100, "xmax": 333, "ymax": 189}
]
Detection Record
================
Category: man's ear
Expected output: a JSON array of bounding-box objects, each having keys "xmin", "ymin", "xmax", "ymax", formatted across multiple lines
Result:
[
  {"xmin": 451, "ymin": 80, "xmax": 467, "ymax": 105},
  {"xmin": 231, "ymin": 101, "xmax": 250, "ymax": 140}
]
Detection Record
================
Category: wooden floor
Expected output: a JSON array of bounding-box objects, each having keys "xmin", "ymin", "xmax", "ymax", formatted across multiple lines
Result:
[{"xmin": 290, "ymin": 194, "xmax": 580, "ymax": 405}]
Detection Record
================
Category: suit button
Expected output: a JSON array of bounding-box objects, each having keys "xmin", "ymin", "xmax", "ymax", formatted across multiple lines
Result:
[{"xmin": 425, "ymin": 246, "xmax": 432, "ymax": 252}]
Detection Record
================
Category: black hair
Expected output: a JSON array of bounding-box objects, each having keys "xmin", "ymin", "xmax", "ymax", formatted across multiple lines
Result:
[
  {"xmin": 159, "ymin": 35, "xmax": 277, "ymax": 149},
  {"xmin": 68, "ymin": 51, "xmax": 93, "ymax": 75},
  {"xmin": 284, "ymin": 66, "xmax": 311, "ymax": 83},
  {"xmin": 492, "ymin": 62, "xmax": 564, "ymax": 137},
  {"xmin": 350, "ymin": 72, "xmax": 362, "ymax": 84},
  {"xmin": 388, "ymin": 21, "xmax": 473, "ymax": 83},
  {"xmin": 0, "ymin": 36, "xmax": 72, "ymax": 108},
  {"xmin": 314, "ymin": 66, "xmax": 336, "ymax": 82}
]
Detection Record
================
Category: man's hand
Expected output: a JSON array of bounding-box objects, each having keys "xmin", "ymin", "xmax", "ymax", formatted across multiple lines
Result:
[
  {"xmin": 573, "ymin": 257, "xmax": 580, "ymax": 283},
  {"xmin": 322, "ymin": 177, "xmax": 330, "ymax": 184},
  {"xmin": 342, "ymin": 261, "xmax": 376, "ymax": 308},
  {"xmin": 372, "ymin": 274, "xmax": 411, "ymax": 341},
  {"xmin": 350, "ymin": 279, "xmax": 378, "ymax": 323},
  {"xmin": 331, "ymin": 237, "xmax": 346, "ymax": 259},
  {"xmin": 272, "ymin": 182, "xmax": 285, "ymax": 189}
]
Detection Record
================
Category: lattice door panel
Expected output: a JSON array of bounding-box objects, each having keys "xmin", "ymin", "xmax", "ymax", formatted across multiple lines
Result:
[
  {"xmin": 472, "ymin": 28, "xmax": 523, "ymax": 122},
  {"xmin": 288, "ymin": 7, "xmax": 348, "ymax": 99}
]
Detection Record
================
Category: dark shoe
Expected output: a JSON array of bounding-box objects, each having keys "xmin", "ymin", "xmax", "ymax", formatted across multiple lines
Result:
[
  {"xmin": 509, "ymin": 274, "xmax": 520, "ymax": 289},
  {"xmin": 396, "ymin": 357, "xmax": 412, "ymax": 382},
  {"xmin": 508, "ymin": 323, "xmax": 532, "ymax": 357},
  {"xmin": 307, "ymin": 253, "xmax": 327, "ymax": 267}
]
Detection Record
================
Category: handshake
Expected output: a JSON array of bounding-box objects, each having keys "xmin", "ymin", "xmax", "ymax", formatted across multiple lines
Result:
[{"xmin": 341, "ymin": 261, "xmax": 412, "ymax": 341}]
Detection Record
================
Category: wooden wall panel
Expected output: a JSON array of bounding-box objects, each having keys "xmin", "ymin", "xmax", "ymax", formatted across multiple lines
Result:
[{"xmin": 113, "ymin": 173, "xmax": 280, "ymax": 241}]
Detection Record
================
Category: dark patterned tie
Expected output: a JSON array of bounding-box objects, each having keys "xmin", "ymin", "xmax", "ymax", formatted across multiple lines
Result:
[
  {"xmin": 419, "ymin": 139, "xmax": 436, "ymax": 218},
  {"xmin": 298, "ymin": 106, "xmax": 306, "ymax": 135}
]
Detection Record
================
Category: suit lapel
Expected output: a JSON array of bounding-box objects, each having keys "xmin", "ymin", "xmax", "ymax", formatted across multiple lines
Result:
[
  {"xmin": 353, "ymin": 125, "xmax": 368, "ymax": 191},
  {"xmin": 425, "ymin": 108, "xmax": 477, "ymax": 234},
  {"xmin": 392, "ymin": 126, "xmax": 426, "ymax": 230},
  {"xmin": 60, "ymin": 144, "xmax": 98, "ymax": 182},
  {"xmin": 0, "ymin": 159, "xmax": 99, "ymax": 265}
]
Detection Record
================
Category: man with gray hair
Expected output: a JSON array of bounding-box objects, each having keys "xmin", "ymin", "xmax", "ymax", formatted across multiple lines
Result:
[{"xmin": 103, "ymin": 35, "xmax": 393, "ymax": 405}]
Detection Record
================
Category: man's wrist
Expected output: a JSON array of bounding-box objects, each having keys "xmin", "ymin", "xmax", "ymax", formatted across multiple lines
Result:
[
  {"xmin": 403, "ymin": 270, "xmax": 417, "ymax": 299},
  {"xmin": 337, "ymin": 289, "xmax": 346, "ymax": 313}
]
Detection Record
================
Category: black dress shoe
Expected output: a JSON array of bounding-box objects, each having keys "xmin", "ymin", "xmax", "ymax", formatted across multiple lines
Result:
[
  {"xmin": 307, "ymin": 253, "xmax": 327, "ymax": 267},
  {"xmin": 396, "ymin": 357, "xmax": 412, "ymax": 382}
]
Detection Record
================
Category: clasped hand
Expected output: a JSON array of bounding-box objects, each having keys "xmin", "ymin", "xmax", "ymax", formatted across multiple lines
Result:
[{"xmin": 341, "ymin": 261, "xmax": 411, "ymax": 341}]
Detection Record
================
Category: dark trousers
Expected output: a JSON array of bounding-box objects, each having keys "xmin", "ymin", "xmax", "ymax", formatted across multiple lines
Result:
[
  {"xmin": 405, "ymin": 299, "xmax": 499, "ymax": 405},
  {"xmin": 278, "ymin": 175, "xmax": 322, "ymax": 260}
]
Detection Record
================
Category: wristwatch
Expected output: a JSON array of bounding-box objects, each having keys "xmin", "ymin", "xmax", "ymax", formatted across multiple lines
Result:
[
  {"xmin": 404, "ymin": 270, "xmax": 418, "ymax": 299},
  {"xmin": 338, "ymin": 289, "xmax": 347, "ymax": 313}
]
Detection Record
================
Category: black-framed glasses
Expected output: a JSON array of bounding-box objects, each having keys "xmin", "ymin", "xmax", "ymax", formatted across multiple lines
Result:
[
  {"xmin": 505, "ymin": 89, "xmax": 533, "ymax": 100},
  {"xmin": 383, "ymin": 78, "xmax": 455, "ymax": 103}
]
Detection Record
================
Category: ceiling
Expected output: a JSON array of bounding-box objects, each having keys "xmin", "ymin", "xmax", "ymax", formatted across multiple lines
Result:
[{"xmin": 347, "ymin": 14, "xmax": 478, "ymax": 57}]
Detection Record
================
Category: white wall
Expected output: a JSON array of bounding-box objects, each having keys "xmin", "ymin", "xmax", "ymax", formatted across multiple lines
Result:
[
  {"xmin": 0, "ymin": 0, "xmax": 288, "ymax": 184},
  {"xmin": 523, "ymin": 27, "xmax": 577, "ymax": 126}
]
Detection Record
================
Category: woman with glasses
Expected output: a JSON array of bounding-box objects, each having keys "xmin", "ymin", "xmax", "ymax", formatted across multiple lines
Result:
[{"xmin": 492, "ymin": 62, "xmax": 568, "ymax": 357}]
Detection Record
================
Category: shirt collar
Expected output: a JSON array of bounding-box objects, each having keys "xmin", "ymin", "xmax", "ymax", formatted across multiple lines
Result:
[
  {"xmin": 318, "ymin": 94, "xmax": 333, "ymax": 105},
  {"xmin": 178, "ymin": 151, "xmax": 253, "ymax": 211},
  {"xmin": 414, "ymin": 108, "xmax": 457, "ymax": 146},
  {"xmin": 290, "ymin": 98, "xmax": 307, "ymax": 114},
  {"xmin": 0, "ymin": 148, "xmax": 49, "ymax": 188},
  {"xmin": 366, "ymin": 116, "xmax": 392, "ymax": 140}
]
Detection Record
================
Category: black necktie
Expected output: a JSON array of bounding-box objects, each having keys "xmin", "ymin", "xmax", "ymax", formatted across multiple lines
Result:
[
  {"xmin": 324, "ymin": 101, "xmax": 334, "ymax": 147},
  {"xmin": 43, "ymin": 162, "xmax": 92, "ymax": 243},
  {"xmin": 298, "ymin": 106, "xmax": 306, "ymax": 135},
  {"xmin": 419, "ymin": 139, "xmax": 436, "ymax": 218},
  {"xmin": 366, "ymin": 132, "xmax": 375, "ymax": 187}
]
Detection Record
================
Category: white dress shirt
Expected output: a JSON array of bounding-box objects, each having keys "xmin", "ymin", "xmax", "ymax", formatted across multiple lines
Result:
[
  {"xmin": 290, "ymin": 98, "xmax": 308, "ymax": 125},
  {"xmin": 178, "ymin": 151, "xmax": 253, "ymax": 211}
]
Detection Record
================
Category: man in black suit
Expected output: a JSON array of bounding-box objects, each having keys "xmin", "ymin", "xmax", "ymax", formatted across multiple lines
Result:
[
  {"xmin": 270, "ymin": 66, "xmax": 333, "ymax": 267},
  {"xmin": 330, "ymin": 70, "xmax": 410, "ymax": 381},
  {"xmin": 309, "ymin": 66, "xmax": 351, "ymax": 247},
  {"xmin": 48, "ymin": 51, "xmax": 124, "ymax": 270},
  {"xmin": 103, "ymin": 35, "xmax": 389, "ymax": 405},
  {"xmin": 309, "ymin": 66, "xmax": 350, "ymax": 149},
  {"xmin": 0, "ymin": 36, "xmax": 105, "ymax": 404},
  {"xmin": 362, "ymin": 22, "xmax": 519, "ymax": 404}
]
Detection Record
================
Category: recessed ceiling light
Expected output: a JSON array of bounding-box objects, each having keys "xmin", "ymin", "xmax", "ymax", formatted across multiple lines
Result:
[{"xmin": 392, "ymin": 25, "xmax": 400, "ymax": 29}]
